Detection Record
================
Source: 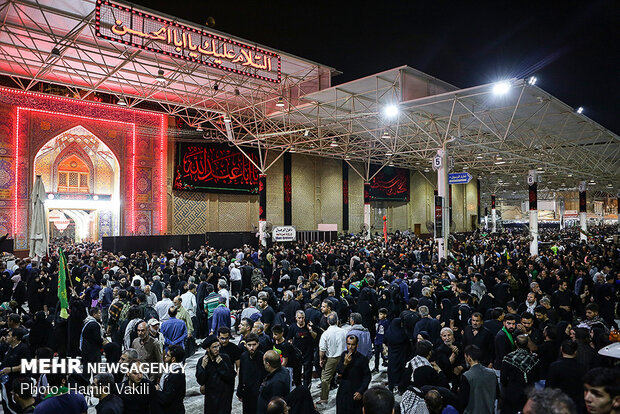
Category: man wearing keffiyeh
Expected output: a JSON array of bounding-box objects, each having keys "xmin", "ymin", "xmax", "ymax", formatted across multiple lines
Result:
[{"xmin": 500, "ymin": 334, "xmax": 540, "ymax": 414}]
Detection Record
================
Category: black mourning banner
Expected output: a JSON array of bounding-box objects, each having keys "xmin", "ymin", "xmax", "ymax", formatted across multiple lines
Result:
[
  {"xmin": 529, "ymin": 182, "xmax": 537, "ymax": 211},
  {"xmin": 477, "ymin": 179, "xmax": 481, "ymax": 221},
  {"xmin": 174, "ymin": 142, "xmax": 260, "ymax": 193},
  {"xmin": 283, "ymin": 153, "xmax": 292, "ymax": 225},
  {"xmin": 579, "ymin": 190, "xmax": 587, "ymax": 213},
  {"xmin": 491, "ymin": 194, "xmax": 496, "ymax": 210},
  {"xmin": 342, "ymin": 161, "xmax": 349, "ymax": 231},
  {"xmin": 368, "ymin": 165, "xmax": 410, "ymax": 201},
  {"xmin": 434, "ymin": 195, "xmax": 443, "ymax": 237},
  {"xmin": 259, "ymin": 175, "xmax": 267, "ymax": 220}
]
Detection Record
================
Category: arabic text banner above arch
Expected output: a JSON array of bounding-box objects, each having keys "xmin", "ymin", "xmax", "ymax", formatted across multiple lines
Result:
[
  {"xmin": 367, "ymin": 165, "xmax": 410, "ymax": 202},
  {"xmin": 174, "ymin": 142, "xmax": 260, "ymax": 194},
  {"xmin": 95, "ymin": 0, "xmax": 281, "ymax": 83}
]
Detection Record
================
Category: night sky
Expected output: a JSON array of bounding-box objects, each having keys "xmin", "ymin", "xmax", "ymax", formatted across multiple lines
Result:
[{"xmin": 131, "ymin": 0, "xmax": 619, "ymax": 134}]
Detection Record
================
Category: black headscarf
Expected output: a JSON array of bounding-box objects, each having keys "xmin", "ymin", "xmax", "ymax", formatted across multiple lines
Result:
[
  {"xmin": 384, "ymin": 317, "xmax": 407, "ymax": 345},
  {"xmin": 103, "ymin": 342, "xmax": 122, "ymax": 363}
]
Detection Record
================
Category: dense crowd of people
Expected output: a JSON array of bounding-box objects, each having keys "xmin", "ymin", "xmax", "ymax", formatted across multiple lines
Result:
[{"xmin": 0, "ymin": 224, "xmax": 618, "ymax": 414}]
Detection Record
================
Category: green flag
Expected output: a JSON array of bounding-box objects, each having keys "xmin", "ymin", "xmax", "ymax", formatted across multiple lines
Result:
[{"xmin": 58, "ymin": 247, "xmax": 69, "ymax": 319}]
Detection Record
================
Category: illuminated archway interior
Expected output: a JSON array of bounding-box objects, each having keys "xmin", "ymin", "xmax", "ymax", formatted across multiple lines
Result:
[{"xmin": 34, "ymin": 125, "xmax": 121, "ymax": 241}]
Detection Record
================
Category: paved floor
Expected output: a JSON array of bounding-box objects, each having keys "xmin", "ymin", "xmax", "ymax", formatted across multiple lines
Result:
[{"xmin": 182, "ymin": 346, "xmax": 396, "ymax": 414}]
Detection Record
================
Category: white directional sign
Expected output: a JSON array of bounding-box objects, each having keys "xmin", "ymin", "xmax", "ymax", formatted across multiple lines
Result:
[
  {"xmin": 579, "ymin": 182, "xmax": 586, "ymax": 193},
  {"xmin": 272, "ymin": 226, "xmax": 296, "ymax": 242},
  {"xmin": 527, "ymin": 174, "xmax": 535, "ymax": 185}
]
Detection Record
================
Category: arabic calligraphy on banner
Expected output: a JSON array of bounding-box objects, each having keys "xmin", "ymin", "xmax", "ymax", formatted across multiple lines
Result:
[
  {"xmin": 174, "ymin": 142, "xmax": 260, "ymax": 194},
  {"xmin": 95, "ymin": 0, "xmax": 281, "ymax": 83},
  {"xmin": 368, "ymin": 165, "xmax": 410, "ymax": 201}
]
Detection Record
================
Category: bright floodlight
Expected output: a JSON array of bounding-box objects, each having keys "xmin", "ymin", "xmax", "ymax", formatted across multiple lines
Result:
[
  {"xmin": 576, "ymin": 107, "xmax": 584, "ymax": 114},
  {"xmin": 527, "ymin": 76, "xmax": 537, "ymax": 85},
  {"xmin": 492, "ymin": 81, "xmax": 511, "ymax": 95},
  {"xmin": 383, "ymin": 104, "xmax": 399, "ymax": 118}
]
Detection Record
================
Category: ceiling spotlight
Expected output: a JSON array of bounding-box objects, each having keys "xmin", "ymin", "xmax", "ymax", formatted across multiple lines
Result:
[
  {"xmin": 156, "ymin": 69, "xmax": 165, "ymax": 84},
  {"xmin": 330, "ymin": 140, "xmax": 338, "ymax": 147},
  {"xmin": 304, "ymin": 129, "xmax": 309, "ymax": 137},
  {"xmin": 576, "ymin": 107, "xmax": 584, "ymax": 114},
  {"xmin": 196, "ymin": 125, "xmax": 203, "ymax": 132},
  {"xmin": 512, "ymin": 174, "xmax": 517, "ymax": 178},
  {"xmin": 386, "ymin": 151, "xmax": 393, "ymax": 157},
  {"xmin": 415, "ymin": 162, "xmax": 420, "ymax": 165},
  {"xmin": 424, "ymin": 168, "xmax": 430, "ymax": 173},
  {"xmin": 51, "ymin": 47, "xmax": 61, "ymax": 58},
  {"xmin": 494, "ymin": 161, "xmax": 506, "ymax": 165},
  {"xmin": 93, "ymin": 195, "xmax": 99, "ymax": 201},
  {"xmin": 117, "ymin": 96, "xmax": 127, "ymax": 106},
  {"xmin": 213, "ymin": 83, "xmax": 219, "ymax": 91},
  {"xmin": 463, "ymin": 166, "xmax": 468, "ymax": 170},
  {"xmin": 527, "ymin": 76, "xmax": 537, "ymax": 86},
  {"xmin": 388, "ymin": 162, "xmax": 394, "ymax": 167},
  {"xmin": 289, "ymin": 147, "xmax": 296, "ymax": 153},
  {"xmin": 344, "ymin": 155, "xmax": 350, "ymax": 160},
  {"xmin": 223, "ymin": 114, "xmax": 231, "ymax": 123},
  {"xmin": 234, "ymin": 88, "xmax": 240, "ymax": 96},
  {"xmin": 383, "ymin": 104, "xmax": 399, "ymax": 118},
  {"xmin": 606, "ymin": 183, "xmax": 612, "ymax": 188},
  {"xmin": 567, "ymin": 173, "xmax": 573, "ymax": 177},
  {"xmin": 476, "ymin": 154, "xmax": 483, "ymax": 159},
  {"xmin": 382, "ymin": 131, "xmax": 390, "ymax": 139},
  {"xmin": 276, "ymin": 96, "xmax": 285, "ymax": 107},
  {"xmin": 492, "ymin": 80, "xmax": 511, "ymax": 95}
]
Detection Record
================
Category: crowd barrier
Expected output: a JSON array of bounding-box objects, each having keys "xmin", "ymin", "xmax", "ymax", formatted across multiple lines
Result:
[{"xmin": 102, "ymin": 232, "xmax": 257, "ymax": 254}]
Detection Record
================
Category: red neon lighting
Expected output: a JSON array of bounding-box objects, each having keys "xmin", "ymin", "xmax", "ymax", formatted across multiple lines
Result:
[
  {"xmin": 12, "ymin": 107, "xmax": 143, "ymax": 237},
  {"xmin": 5, "ymin": 87, "xmax": 166, "ymax": 237},
  {"xmin": 131, "ymin": 123, "xmax": 136, "ymax": 234},
  {"xmin": 14, "ymin": 108, "xmax": 19, "ymax": 236},
  {"xmin": 159, "ymin": 114, "xmax": 166, "ymax": 233},
  {"xmin": 0, "ymin": 86, "xmax": 159, "ymax": 116}
]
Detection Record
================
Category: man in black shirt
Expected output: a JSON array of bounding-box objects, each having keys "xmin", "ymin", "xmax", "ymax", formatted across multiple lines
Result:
[
  {"xmin": 218, "ymin": 327, "xmax": 241, "ymax": 372},
  {"xmin": 196, "ymin": 336, "xmax": 236, "ymax": 414},
  {"xmin": 0, "ymin": 328, "xmax": 31, "ymax": 414},
  {"xmin": 462, "ymin": 312, "xmax": 494, "ymax": 367},
  {"xmin": 272, "ymin": 324, "xmax": 300, "ymax": 386},
  {"xmin": 237, "ymin": 333, "xmax": 267, "ymax": 414},
  {"xmin": 93, "ymin": 373, "xmax": 124, "ymax": 414},
  {"xmin": 286, "ymin": 310, "xmax": 317, "ymax": 386},
  {"xmin": 258, "ymin": 293, "xmax": 275, "ymax": 335}
]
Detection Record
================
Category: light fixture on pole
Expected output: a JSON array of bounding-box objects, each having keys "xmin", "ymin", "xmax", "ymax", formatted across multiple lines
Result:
[
  {"xmin": 196, "ymin": 124, "xmax": 203, "ymax": 132},
  {"xmin": 382, "ymin": 131, "xmax": 390, "ymax": 139},
  {"xmin": 223, "ymin": 114, "xmax": 231, "ymax": 123},
  {"xmin": 276, "ymin": 97, "xmax": 284, "ymax": 107},
  {"xmin": 51, "ymin": 47, "xmax": 61, "ymax": 58},
  {"xmin": 492, "ymin": 80, "xmax": 511, "ymax": 95},
  {"xmin": 117, "ymin": 96, "xmax": 127, "ymax": 106}
]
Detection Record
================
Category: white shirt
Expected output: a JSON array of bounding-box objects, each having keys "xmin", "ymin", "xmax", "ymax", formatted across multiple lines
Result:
[
  {"xmin": 319, "ymin": 325, "xmax": 347, "ymax": 358},
  {"xmin": 218, "ymin": 288, "xmax": 230, "ymax": 308},
  {"xmin": 230, "ymin": 267, "xmax": 242, "ymax": 282},
  {"xmin": 181, "ymin": 291, "xmax": 197, "ymax": 317},
  {"xmin": 154, "ymin": 298, "xmax": 174, "ymax": 321}
]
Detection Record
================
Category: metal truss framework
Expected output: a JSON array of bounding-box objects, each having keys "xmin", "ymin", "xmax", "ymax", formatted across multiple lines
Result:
[{"xmin": 1, "ymin": 0, "xmax": 618, "ymax": 207}]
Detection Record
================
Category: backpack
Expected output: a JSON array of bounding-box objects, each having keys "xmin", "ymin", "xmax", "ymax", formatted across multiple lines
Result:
[
  {"xmin": 388, "ymin": 283, "xmax": 403, "ymax": 305},
  {"xmin": 119, "ymin": 302, "xmax": 132, "ymax": 322},
  {"xmin": 251, "ymin": 268, "xmax": 264, "ymax": 286}
]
